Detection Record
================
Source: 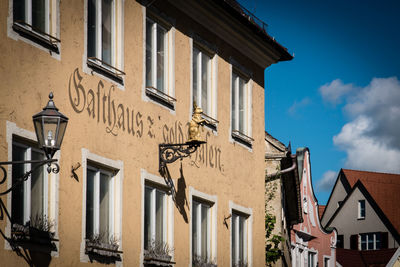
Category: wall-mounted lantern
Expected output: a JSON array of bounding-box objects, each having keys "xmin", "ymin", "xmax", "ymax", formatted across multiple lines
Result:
[
  {"xmin": 159, "ymin": 104, "xmax": 207, "ymax": 174},
  {"xmin": 0, "ymin": 92, "xmax": 68, "ymax": 195}
]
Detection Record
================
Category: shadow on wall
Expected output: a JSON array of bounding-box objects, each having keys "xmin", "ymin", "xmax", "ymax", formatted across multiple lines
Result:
[
  {"xmin": 160, "ymin": 163, "xmax": 189, "ymax": 224},
  {"xmin": 0, "ymin": 199, "xmax": 54, "ymax": 267}
]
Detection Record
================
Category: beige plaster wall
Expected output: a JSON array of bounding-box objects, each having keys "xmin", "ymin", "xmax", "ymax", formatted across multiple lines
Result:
[{"xmin": 0, "ymin": 1, "xmax": 272, "ymax": 266}]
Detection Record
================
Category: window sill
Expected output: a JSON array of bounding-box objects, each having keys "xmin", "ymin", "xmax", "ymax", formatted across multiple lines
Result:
[
  {"xmin": 232, "ymin": 130, "xmax": 253, "ymax": 148},
  {"xmin": 11, "ymin": 224, "xmax": 58, "ymax": 253},
  {"xmin": 202, "ymin": 113, "xmax": 219, "ymax": 131},
  {"xmin": 357, "ymin": 217, "xmax": 365, "ymax": 220},
  {"xmin": 87, "ymin": 58, "xmax": 125, "ymax": 85},
  {"xmin": 85, "ymin": 240, "xmax": 122, "ymax": 264},
  {"xmin": 12, "ymin": 21, "xmax": 60, "ymax": 54},
  {"xmin": 143, "ymin": 255, "xmax": 176, "ymax": 266},
  {"xmin": 145, "ymin": 87, "xmax": 176, "ymax": 110}
]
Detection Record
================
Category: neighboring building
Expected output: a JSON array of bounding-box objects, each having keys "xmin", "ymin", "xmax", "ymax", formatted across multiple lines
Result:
[
  {"xmin": 0, "ymin": 0, "xmax": 292, "ymax": 266},
  {"xmin": 336, "ymin": 248, "xmax": 397, "ymax": 267},
  {"xmin": 320, "ymin": 169, "xmax": 400, "ymax": 265},
  {"xmin": 291, "ymin": 148, "xmax": 337, "ymax": 267},
  {"xmin": 387, "ymin": 247, "xmax": 400, "ymax": 267},
  {"xmin": 265, "ymin": 132, "xmax": 302, "ymax": 267}
]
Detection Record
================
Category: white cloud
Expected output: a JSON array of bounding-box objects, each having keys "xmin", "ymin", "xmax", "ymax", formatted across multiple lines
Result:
[
  {"xmin": 318, "ymin": 170, "xmax": 337, "ymax": 191},
  {"xmin": 288, "ymin": 97, "xmax": 311, "ymax": 116},
  {"xmin": 332, "ymin": 77, "xmax": 400, "ymax": 173},
  {"xmin": 319, "ymin": 79, "xmax": 356, "ymax": 105}
]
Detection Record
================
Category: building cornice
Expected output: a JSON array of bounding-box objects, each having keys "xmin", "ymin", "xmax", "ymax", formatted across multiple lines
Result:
[{"xmin": 167, "ymin": 0, "xmax": 292, "ymax": 69}]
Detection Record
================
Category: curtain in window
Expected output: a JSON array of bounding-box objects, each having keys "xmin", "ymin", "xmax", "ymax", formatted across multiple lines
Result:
[
  {"xmin": 100, "ymin": 172, "xmax": 111, "ymax": 242},
  {"xmin": 146, "ymin": 19, "xmax": 153, "ymax": 89},
  {"xmin": 193, "ymin": 48, "xmax": 199, "ymax": 106},
  {"xmin": 31, "ymin": 150, "xmax": 45, "ymax": 223},
  {"xmin": 200, "ymin": 204, "xmax": 209, "ymax": 258},
  {"xmin": 156, "ymin": 24, "xmax": 166, "ymax": 92},
  {"xmin": 155, "ymin": 190, "xmax": 164, "ymax": 243},
  {"xmin": 102, "ymin": 0, "xmax": 112, "ymax": 65},
  {"xmin": 232, "ymin": 74, "xmax": 237, "ymax": 130}
]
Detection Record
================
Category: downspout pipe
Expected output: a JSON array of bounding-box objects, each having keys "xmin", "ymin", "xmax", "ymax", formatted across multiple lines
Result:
[{"xmin": 265, "ymin": 154, "xmax": 297, "ymax": 181}]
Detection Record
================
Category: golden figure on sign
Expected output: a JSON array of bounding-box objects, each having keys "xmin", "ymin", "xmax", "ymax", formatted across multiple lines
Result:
[{"xmin": 188, "ymin": 102, "xmax": 208, "ymax": 142}]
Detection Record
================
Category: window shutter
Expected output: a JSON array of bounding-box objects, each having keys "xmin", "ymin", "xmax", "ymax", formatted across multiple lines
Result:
[
  {"xmin": 381, "ymin": 232, "xmax": 389, "ymax": 249},
  {"xmin": 350, "ymin": 234, "xmax": 358, "ymax": 250}
]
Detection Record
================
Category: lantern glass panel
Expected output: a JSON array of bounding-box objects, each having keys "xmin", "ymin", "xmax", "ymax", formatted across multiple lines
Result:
[
  {"xmin": 56, "ymin": 119, "xmax": 67, "ymax": 148},
  {"xmin": 33, "ymin": 118, "xmax": 45, "ymax": 148},
  {"xmin": 43, "ymin": 116, "xmax": 60, "ymax": 148}
]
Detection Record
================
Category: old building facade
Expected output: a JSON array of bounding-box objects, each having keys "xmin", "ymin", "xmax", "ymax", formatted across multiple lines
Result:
[
  {"xmin": 0, "ymin": 0, "xmax": 291, "ymax": 266},
  {"xmin": 291, "ymin": 148, "xmax": 336, "ymax": 267},
  {"xmin": 264, "ymin": 132, "xmax": 302, "ymax": 267}
]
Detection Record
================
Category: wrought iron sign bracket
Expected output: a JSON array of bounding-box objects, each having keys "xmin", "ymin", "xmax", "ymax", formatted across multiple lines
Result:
[
  {"xmin": 159, "ymin": 141, "xmax": 205, "ymax": 173},
  {"xmin": 0, "ymin": 159, "xmax": 59, "ymax": 196}
]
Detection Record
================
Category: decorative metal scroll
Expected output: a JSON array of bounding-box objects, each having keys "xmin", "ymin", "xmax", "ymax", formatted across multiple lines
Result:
[
  {"xmin": 0, "ymin": 159, "xmax": 59, "ymax": 196},
  {"xmin": 159, "ymin": 141, "xmax": 205, "ymax": 173}
]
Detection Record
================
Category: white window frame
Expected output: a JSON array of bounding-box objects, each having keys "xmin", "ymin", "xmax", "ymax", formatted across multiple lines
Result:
[
  {"xmin": 12, "ymin": 141, "xmax": 49, "ymax": 225},
  {"xmin": 144, "ymin": 185, "xmax": 167, "ymax": 247},
  {"xmin": 140, "ymin": 169, "xmax": 174, "ymax": 265},
  {"xmin": 191, "ymin": 41, "xmax": 218, "ymax": 125},
  {"xmin": 80, "ymin": 148, "xmax": 123, "ymax": 263},
  {"xmin": 5, "ymin": 121, "xmax": 60, "ymax": 255},
  {"xmin": 189, "ymin": 187, "xmax": 217, "ymax": 267},
  {"xmin": 307, "ymin": 250, "xmax": 317, "ymax": 267},
  {"xmin": 142, "ymin": 7, "xmax": 176, "ymax": 110},
  {"xmin": 84, "ymin": 0, "xmax": 125, "ymax": 85},
  {"xmin": 229, "ymin": 201, "xmax": 252, "ymax": 267},
  {"xmin": 7, "ymin": 0, "xmax": 61, "ymax": 57},
  {"xmin": 85, "ymin": 164, "xmax": 115, "ymax": 241},
  {"xmin": 230, "ymin": 64, "xmax": 253, "ymax": 147},
  {"xmin": 323, "ymin": 256, "xmax": 330, "ymax": 267},
  {"xmin": 358, "ymin": 199, "xmax": 365, "ymax": 219}
]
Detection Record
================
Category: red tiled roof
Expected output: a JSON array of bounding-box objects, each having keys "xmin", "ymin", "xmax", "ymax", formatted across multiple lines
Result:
[
  {"xmin": 342, "ymin": 169, "xmax": 400, "ymax": 234},
  {"xmin": 336, "ymin": 248, "xmax": 397, "ymax": 267},
  {"xmin": 318, "ymin": 205, "xmax": 325, "ymax": 220}
]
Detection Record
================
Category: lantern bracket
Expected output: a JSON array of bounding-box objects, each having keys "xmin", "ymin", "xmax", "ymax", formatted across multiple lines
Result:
[
  {"xmin": 0, "ymin": 159, "xmax": 59, "ymax": 196},
  {"xmin": 159, "ymin": 141, "xmax": 205, "ymax": 174}
]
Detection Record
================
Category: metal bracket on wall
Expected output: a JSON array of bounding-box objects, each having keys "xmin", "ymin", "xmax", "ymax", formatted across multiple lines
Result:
[{"xmin": 158, "ymin": 141, "xmax": 205, "ymax": 174}]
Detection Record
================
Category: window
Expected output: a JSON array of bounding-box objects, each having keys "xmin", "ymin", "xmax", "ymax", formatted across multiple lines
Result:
[
  {"xmin": 145, "ymin": 15, "xmax": 175, "ymax": 107},
  {"xmin": 358, "ymin": 200, "xmax": 365, "ymax": 219},
  {"xmin": 231, "ymin": 212, "xmax": 248, "ymax": 266},
  {"xmin": 11, "ymin": 0, "xmax": 60, "ymax": 53},
  {"xmin": 81, "ymin": 149, "xmax": 123, "ymax": 263},
  {"xmin": 360, "ymin": 233, "xmax": 382, "ymax": 250},
  {"xmin": 192, "ymin": 200, "xmax": 211, "ymax": 263},
  {"xmin": 337, "ymin": 201, "xmax": 343, "ymax": 207},
  {"xmin": 308, "ymin": 252, "xmax": 316, "ymax": 267},
  {"xmin": 87, "ymin": 0, "xmax": 125, "ymax": 83},
  {"xmin": 144, "ymin": 185, "xmax": 167, "ymax": 249},
  {"xmin": 85, "ymin": 164, "xmax": 115, "ymax": 243},
  {"xmin": 141, "ymin": 170, "xmax": 174, "ymax": 265},
  {"xmin": 192, "ymin": 45, "xmax": 218, "ymax": 127},
  {"xmin": 324, "ymin": 257, "xmax": 330, "ymax": 267},
  {"xmin": 337, "ymin": 235, "xmax": 344, "ymax": 248},
  {"xmin": 11, "ymin": 140, "xmax": 48, "ymax": 226},
  {"xmin": 231, "ymin": 70, "xmax": 253, "ymax": 145}
]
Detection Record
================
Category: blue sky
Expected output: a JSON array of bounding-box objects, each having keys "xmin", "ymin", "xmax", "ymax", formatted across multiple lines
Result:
[{"xmin": 238, "ymin": 0, "xmax": 400, "ymax": 204}]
